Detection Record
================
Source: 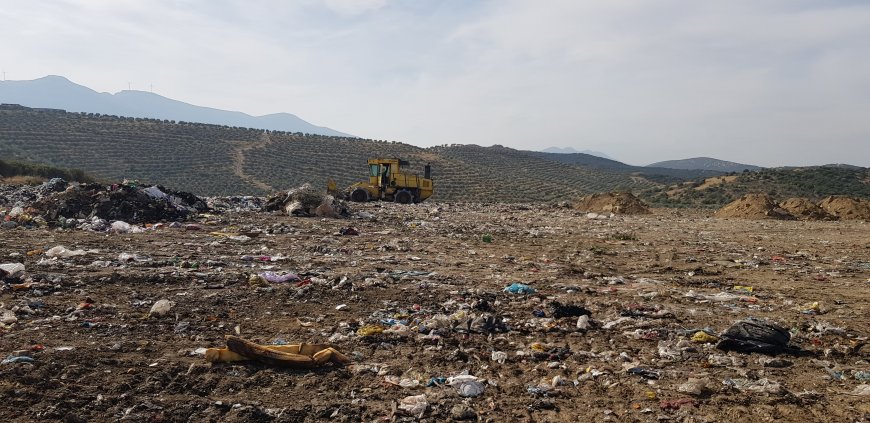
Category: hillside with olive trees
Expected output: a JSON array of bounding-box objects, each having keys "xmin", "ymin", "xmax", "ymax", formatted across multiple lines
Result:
[{"xmin": 0, "ymin": 105, "xmax": 654, "ymax": 201}]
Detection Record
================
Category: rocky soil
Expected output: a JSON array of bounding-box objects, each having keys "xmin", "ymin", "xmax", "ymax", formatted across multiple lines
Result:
[{"xmin": 1, "ymin": 203, "xmax": 869, "ymax": 422}]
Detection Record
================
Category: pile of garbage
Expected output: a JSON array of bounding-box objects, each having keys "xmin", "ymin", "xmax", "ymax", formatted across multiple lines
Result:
[
  {"xmin": 205, "ymin": 196, "xmax": 264, "ymax": 213},
  {"xmin": 573, "ymin": 192, "xmax": 651, "ymax": 215},
  {"xmin": 264, "ymin": 183, "xmax": 349, "ymax": 218},
  {"xmin": 1, "ymin": 179, "xmax": 208, "ymax": 227},
  {"xmin": 716, "ymin": 193, "xmax": 870, "ymax": 221}
]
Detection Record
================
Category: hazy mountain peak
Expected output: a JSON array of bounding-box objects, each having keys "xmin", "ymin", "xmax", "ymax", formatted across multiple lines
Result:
[
  {"xmin": 0, "ymin": 75, "xmax": 352, "ymax": 137},
  {"xmin": 541, "ymin": 146, "xmax": 612, "ymax": 159},
  {"xmin": 647, "ymin": 157, "xmax": 762, "ymax": 172}
]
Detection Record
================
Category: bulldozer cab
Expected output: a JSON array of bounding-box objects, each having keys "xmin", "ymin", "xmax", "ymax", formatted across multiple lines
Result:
[{"xmin": 369, "ymin": 159, "xmax": 404, "ymax": 188}]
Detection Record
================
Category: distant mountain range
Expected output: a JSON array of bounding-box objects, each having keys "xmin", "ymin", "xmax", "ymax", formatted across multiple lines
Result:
[
  {"xmin": 647, "ymin": 157, "xmax": 762, "ymax": 172},
  {"xmin": 541, "ymin": 146, "xmax": 612, "ymax": 159},
  {"xmin": 0, "ymin": 75, "xmax": 352, "ymax": 137}
]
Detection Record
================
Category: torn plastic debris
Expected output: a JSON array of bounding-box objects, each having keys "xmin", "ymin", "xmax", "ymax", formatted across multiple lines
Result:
[
  {"xmin": 627, "ymin": 367, "xmax": 661, "ymax": 380},
  {"xmin": 716, "ymin": 318, "xmax": 793, "ymax": 355},
  {"xmin": 1, "ymin": 355, "xmax": 35, "ymax": 365},
  {"xmin": 0, "ymin": 263, "xmax": 25, "ymax": 278},
  {"xmin": 257, "ymin": 272, "xmax": 301, "ymax": 283},
  {"xmin": 45, "ymin": 246, "xmax": 87, "ymax": 258},
  {"xmin": 397, "ymin": 394, "xmax": 428, "ymax": 418},
  {"xmin": 549, "ymin": 301, "xmax": 591, "ymax": 318},
  {"xmin": 504, "ymin": 283, "xmax": 536, "ymax": 294},
  {"xmin": 723, "ymin": 378, "xmax": 785, "ymax": 395},
  {"xmin": 338, "ymin": 227, "xmax": 359, "ymax": 236},
  {"xmin": 448, "ymin": 374, "xmax": 486, "ymax": 397}
]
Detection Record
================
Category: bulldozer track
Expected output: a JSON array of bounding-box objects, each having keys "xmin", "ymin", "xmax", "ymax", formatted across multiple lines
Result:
[{"xmin": 230, "ymin": 132, "xmax": 276, "ymax": 193}]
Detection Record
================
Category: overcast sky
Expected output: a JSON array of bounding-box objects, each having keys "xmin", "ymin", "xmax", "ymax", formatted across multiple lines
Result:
[{"xmin": 2, "ymin": 0, "xmax": 869, "ymax": 166}]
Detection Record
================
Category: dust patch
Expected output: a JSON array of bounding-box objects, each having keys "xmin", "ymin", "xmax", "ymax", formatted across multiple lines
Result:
[{"xmin": 574, "ymin": 192, "xmax": 651, "ymax": 215}]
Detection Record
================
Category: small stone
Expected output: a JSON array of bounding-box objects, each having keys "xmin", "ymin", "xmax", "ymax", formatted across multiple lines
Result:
[
  {"xmin": 450, "ymin": 404, "xmax": 477, "ymax": 420},
  {"xmin": 576, "ymin": 315, "xmax": 591, "ymax": 330}
]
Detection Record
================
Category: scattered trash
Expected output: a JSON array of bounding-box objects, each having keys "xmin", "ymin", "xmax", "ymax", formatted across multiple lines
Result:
[
  {"xmin": 397, "ymin": 394, "xmax": 428, "ymax": 418},
  {"xmin": 549, "ymin": 301, "xmax": 591, "ymax": 318},
  {"xmin": 724, "ymin": 378, "xmax": 785, "ymax": 395},
  {"xmin": 0, "ymin": 262, "xmax": 25, "ymax": 277},
  {"xmin": 339, "ymin": 227, "xmax": 359, "ymax": 236},
  {"xmin": 691, "ymin": 331, "xmax": 718, "ymax": 343},
  {"xmin": 264, "ymin": 184, "xmax": 349, "ymax": 218},
  {"xmin": 257, "ymin": 272, "xmax": 301, "ymax": 283},
  {"xmin": 627, "ymin": 367, "xmax": 661, "ymax": 380},
  {"xmin": 760, "ymin": 357, "xmax": 793, "ymax": 368},
  {"xmin": 45, "ymin": 246, "xmax": 87, "ymax": 258},
  {"xmin": 357, "ymin": 325, "xmax": 385, "ymax": 337},
  {"xmin": 1, "ymin": 310, "xmax": 18, "ymax": 325},
  {"xmin": 677, "ymin": 379, "xmax": 710, "ymax": 396},
  {"xmin": 503, "ymin": 283, "xmax": 536, "ymax": 294},
  {"xmin": 1, "ymin": 355, "xmax": 35, "ymax": 365},
  {"xmin": 205, "ymin": 336, "xmax": 349, "ymax": 368},
  {"xmin": 716, "ymin": 318, "xmax": 792, "ymax": 354},
  {"xmin": 448, "ymin": 374, "xmax": 486, "ymax": 397}
]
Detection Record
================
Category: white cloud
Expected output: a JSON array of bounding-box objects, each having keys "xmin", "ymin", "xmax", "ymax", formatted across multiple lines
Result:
[
  {"xmin": 1, "ymin": 0, "xmax": 868, "ymax": 166},
  {"xmin": 322, "ymin": 0, "xmax": 389, "ymax": 16}
]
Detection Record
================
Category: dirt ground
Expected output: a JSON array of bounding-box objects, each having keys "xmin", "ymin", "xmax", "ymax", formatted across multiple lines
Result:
[{"xmin": 1, "ymin": 203, "xmax": 869, "ymax": 422}]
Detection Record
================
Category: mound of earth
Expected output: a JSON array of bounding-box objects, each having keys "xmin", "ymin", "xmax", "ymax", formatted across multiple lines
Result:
[
  {"xmin": 573, "ymin": 192, "xmax": 651, "ymax": 215},
  {"xmin": 818, "ymin": 196, "xmax": 870, "ymax": 220},
  {"xmin": 714, "ymin": 193, "xmax": 793, "ymax": 220},
  {"xmin": 778, "ymin": 198, "xmax": 836, "ymax": 221}
]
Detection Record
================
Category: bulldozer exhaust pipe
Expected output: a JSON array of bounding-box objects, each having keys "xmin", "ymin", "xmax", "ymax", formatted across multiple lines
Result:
[{"xmin": 424, "ymin": 163, "xmax": 431, "ymax": 179}]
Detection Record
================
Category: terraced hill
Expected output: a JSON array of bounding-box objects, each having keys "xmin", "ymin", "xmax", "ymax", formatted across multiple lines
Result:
[
  {"xmin": 0, "ymin": 105, "xmax": 653, "ymax": 201},
  {"xmin": 639, "ymin": 166, "xmax": 870, "ymax": 208},
  {"xmin": 528, "ymin": 151, "xmax": 725, "ymax": 183}
]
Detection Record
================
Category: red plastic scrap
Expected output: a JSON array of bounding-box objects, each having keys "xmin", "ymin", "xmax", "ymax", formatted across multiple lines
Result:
[{"xmin": 295, "ymin": 279, "xmax": 312, "ymax": 288}]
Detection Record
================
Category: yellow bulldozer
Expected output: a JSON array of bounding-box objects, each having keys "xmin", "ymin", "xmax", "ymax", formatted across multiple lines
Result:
[{"xmin": 329, "ymin": 158, "xmax": 434, "ymax": 204}]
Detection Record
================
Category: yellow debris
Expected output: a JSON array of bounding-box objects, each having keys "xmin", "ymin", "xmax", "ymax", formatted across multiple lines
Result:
[
  {"xmin": 357, "ymin": 325, "xmax": 385, "ymax": 337},
  {"xmin": 691, "ymin": 331, "xmax": 718, "ymax": 343}
]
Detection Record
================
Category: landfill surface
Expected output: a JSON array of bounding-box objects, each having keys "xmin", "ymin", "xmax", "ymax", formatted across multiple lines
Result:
[{"xmin": 2, "ymin": 196, "xmax": 870, "ymax": 422}]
